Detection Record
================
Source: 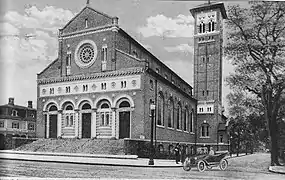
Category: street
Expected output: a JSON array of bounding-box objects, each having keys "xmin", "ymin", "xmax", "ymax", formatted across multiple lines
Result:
[{"xmin": 0, "ymin": 153, "xmax": 284, "ymax": 179}]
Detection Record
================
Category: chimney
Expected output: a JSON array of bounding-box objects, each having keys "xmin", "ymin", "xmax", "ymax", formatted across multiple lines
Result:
[
  {"xmin": 28, "ymin": 101, "xmax": 33, "ymax": 108},
  {"xmin": 8, "ymin": 98, "xmax": 14, "ymax": 105}
]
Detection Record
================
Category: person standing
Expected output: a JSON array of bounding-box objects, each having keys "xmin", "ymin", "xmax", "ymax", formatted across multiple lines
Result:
[
  {"xmin": 209, "ymin": 147, "xmax": 215, "ymax": 155},
  {"xmin": 174, "ymin": 143, "xmax": 180, "ymax": 164}
]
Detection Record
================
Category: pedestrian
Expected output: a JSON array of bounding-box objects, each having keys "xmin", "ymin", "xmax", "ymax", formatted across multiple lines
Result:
[
  {"xmin": 174, "ymin": 143, "xmax": 180, "ymax": 164},
  {"xmin": 209, "ymin": 147, "xmax": 215, "ymax": 155}
]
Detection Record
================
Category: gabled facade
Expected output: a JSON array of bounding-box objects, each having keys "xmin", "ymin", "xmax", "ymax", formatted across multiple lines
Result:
[{"xmin": 37, "ymin": 3, "xmax": 197, "ymax": 156}]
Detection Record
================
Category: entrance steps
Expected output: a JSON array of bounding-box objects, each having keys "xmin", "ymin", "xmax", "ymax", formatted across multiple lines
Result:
[{"xmin": 14, "ymin": 138, "xmax": 125, "ymax": 155}]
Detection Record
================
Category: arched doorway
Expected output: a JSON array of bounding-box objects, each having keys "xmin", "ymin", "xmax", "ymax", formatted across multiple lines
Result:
[
  {"xmin": 48, "ymin": 105, "xmax": 58, "ymax": 138},
  {"xmin": 0, "ymin": 134, "xmax": 5, "ymax": 150},
  {"xmin": 81, "ymin": 103, "xmax": 92, "ymax": 138},
  {"xmin": 118, "ymin": 100, "xmax": 131, "ymax": 139}
]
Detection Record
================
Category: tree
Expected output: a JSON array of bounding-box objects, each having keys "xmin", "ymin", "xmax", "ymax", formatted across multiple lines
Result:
[
  {"xmin": 227, "ymin": 91, "xmax": 264, "ymax": 155},
  {"xmin": 225, "ymin": 1, "xmax": 285, "ymax": 166}
]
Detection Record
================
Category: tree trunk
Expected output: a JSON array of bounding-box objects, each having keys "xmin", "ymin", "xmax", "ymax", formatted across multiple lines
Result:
[{"xmin": 269, "ymin": 115, "xmax": 280, "ymax": 166}]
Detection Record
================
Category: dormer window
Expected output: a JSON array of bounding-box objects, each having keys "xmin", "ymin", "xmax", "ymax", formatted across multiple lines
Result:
[
  {"xmin": 12, "ymin": 110, "xmax": 18, "ymax": 116},
  {"xmin": 85, "ymin": 18, "xmax": 88, "ymax": 28}
]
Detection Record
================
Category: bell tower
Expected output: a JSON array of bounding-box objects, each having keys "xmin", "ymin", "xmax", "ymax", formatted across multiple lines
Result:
[{"xmin": 190, "ymin": 2, "xmax": 227, "ymax": 145}]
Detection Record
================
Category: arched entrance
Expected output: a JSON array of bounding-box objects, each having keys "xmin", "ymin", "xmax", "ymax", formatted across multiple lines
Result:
[
  {"xmin": 118, "ymin": 100, "xmax": 131, "ymax": 139},
  {"xmin": 0, "ymin": 134, "xmax": 5, "ymax": 150},
  {"xmin": 48, "ymin": 105, "xmax": 58, "ymax": 138},
  {"xmin": 81, "ymin": 103, "xmax": 91, "ymax": 138}
]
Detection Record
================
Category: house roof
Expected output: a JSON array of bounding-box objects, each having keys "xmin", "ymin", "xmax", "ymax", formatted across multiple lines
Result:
[
  {"xmin": 0, "ymin": 104, "xmax": 36, "ymax": 111},
  {"xmin": 189, "ymin": 2, "xmax": 228, "ymax": 19}
]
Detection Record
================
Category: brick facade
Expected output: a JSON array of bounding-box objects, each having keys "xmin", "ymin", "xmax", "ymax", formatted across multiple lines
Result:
[
  {"xmin": 36, "ymin": 4, "xmax": 197, "ymax": 154},
  {"xmin": 190, "ymin": 2, "xmax": 229, "ymax": 151}
]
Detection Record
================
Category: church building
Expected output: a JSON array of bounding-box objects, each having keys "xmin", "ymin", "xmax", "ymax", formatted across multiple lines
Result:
[{"xmin": 36, "ymin": 1, "xmax": 199, "ymax": 156}]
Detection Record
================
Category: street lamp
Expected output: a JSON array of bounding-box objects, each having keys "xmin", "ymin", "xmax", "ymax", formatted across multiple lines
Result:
[{"xmin": 149, "ymin": 100, "xmax": 156, "ymax": 165}]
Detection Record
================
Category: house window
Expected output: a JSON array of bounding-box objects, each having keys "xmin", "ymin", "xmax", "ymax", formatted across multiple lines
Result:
[
  {"xmin": 201, "ymin": 123, "xmax": 210, "ymax": 137},
  {"xmin": 66, "ymin": 86, "xmax": 70, "ymax": 93},
  {"xmin": 28, "ymin": 123, "xmax": 35, "ymax": 130},
  {"xmin": 50, "ymin": 88, "xmax": 54, "ymax": 94},
  {"xmin": 133, "ymin": 51, "xmax": 138, "ymax": 58},
  {"xmin": 202, "ymin": 90, "xmax": 205, "ymax": 96},
  {"xmin": 101, "ymin": 45, "xmax": 107, "ymax": 71},
  {"xmin": 207, "ymin": 90, "xmax": 209, "ymax": 96},
  {"xmin": 12, "ymin": 110, "xmax": 18, "ymax": 116},
  {"xmin": 190, "ymin": 111, "xmax": 194, "ymax": 133},
  {"xmin": 12, "ymin": 122, "xmax": 19, "ymax": 129},
  {"xmin": 66, "ymin": 54, "xmax": 71, "ymax": 75},
  {"xmin": 219, "ymin": 135, "xmax": 223, "ymax": 143},
  {"xmin": 85, "ymin": 18, "xmax": 88, "ymax": 28},
  {"xmin": 83, "ymin": 85, "xmax": 88, "ymax": 92},
  {"xmin": 64, "ymin": 105, "xmax": 74, "ymax": 127},
  {"xmin": 98, "ymin": 102, "xmax": 111, "ymax": 126},
  {"xmin": 168, "ymin": 99, "xmax": 174, "ymax": 128},
  {"xmin": 101, "ymin": 83, "xmax": 107, "ymax": 90},
  {"xmin": 177, "ymin": 104, "xmax": 182, "ymax": 130},
  {"xmin": 150, "ymin": 80, "xmax": 154, "ymax": 90},
  {"xmin": 199, "ymin": 107, "xmax": 203, "ymax": 112},
  {"xmin": 157, "ymin": 93, "xmax": 164, "ymax": 126},
  {"xmin": 0, "ymin": 121, "xmax": 4, "ymax": 128},
  {"xmin": 207, "ymin": 107, "xmax": 212, "ymax": 112},
  {"xmin": 121, "ymin": 81, "xmax": 126, "ymax": 88}
]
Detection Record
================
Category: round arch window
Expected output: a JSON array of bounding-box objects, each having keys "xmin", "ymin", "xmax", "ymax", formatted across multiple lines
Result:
[
  {"xmin": 75, "ymin": 40, "xmax": 98, "ymax": 68},
  {"xmin": 119, "ymin": 101, "xmax": 130, "ymax": 108}
]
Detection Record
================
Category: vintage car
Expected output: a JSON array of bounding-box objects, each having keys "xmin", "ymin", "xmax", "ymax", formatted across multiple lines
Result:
[{"xmin": 183, "ymin": 152, "xmax": 229, "ymax": 172}]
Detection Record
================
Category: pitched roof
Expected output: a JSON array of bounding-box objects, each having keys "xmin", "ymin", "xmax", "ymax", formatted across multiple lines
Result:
[{"xmin": 60, "ymin": 6, "xmax": 114, "ymax": 31}]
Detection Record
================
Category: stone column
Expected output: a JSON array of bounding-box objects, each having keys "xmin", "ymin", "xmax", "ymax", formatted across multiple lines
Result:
[
  {"xmin": 46, "ymin": 113, "xmax": 50, "ymax": 138},
  {"xmin": 57, "ymin": 110, "xmax": 62, "ymax": 137},
  {"xmin": 75, "ymin": 109, "xmax": 79, "ymax": 138},
  {"xmin": 116, "ymin": 110, "xmax": 119, "ymax": 139},
  {"xmin": 111, "ymin": 108, "xmax": 116, "ymax": 138},
  {"xmin": 91, "ymin": 109, "xmax": 97, "ymax": 138}
]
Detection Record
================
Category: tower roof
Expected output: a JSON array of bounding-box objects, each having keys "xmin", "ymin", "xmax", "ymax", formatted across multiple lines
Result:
[{"xmin": 189, "ymin": 2, "xmax": 227, "ymax": 19}]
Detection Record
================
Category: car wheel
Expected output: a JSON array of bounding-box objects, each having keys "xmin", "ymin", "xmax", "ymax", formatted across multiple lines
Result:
[
  {"xmin": 219, "ymin": 159, "xmax": 228, "ymax": 170},
  {"xmin": 197, "ymin": 160, "xmax": 206, "ymax": 172},
  {"xmin": 182, "ymin": 158, "xmax": 191, "ymax": 171}
]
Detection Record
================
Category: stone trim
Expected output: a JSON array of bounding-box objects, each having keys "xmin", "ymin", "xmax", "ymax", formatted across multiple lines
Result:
[
  {"xmin": 59, "ymin": 25, "xmax": 118, "ymax": 40},
  {"xmin": 38, "ymin": 67, "xmax": 145, "ymax": 85}
]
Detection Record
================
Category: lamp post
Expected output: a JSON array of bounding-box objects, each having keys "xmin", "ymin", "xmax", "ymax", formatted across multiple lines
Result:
[{"xmin": 149, "ymin": 101, "xmax": 156, "ymax": 165}]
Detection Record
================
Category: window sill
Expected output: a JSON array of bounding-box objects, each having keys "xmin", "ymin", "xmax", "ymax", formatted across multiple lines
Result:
[
  {"xmin": 156, "ymin": 125, "xmax": 165, "ymax": 128},
  {"xmin": 200, "ymin": 136, "xmax": 210, "ymax": 139},
  {"xmin": 190, "ymin": 132, "xmax": 195, "ymax": 135},
  {"xmin": 167, "ymin": 127, "xmax": 175, "ymax": 130},
  {"xmin": 63, "ymin": 127, "xmax": 74, "ymax": 129},
  {"xmin": 176, "ymin": 129, "xmax": 182, "ymax": 132}
]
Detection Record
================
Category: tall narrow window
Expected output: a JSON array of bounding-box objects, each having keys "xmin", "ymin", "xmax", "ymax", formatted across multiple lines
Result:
[
  {"xmin": 190, "ymin": 111, "xmax": 194, "ymax": 133},
  {"xmin": 208, "ymin": 21, "xmax": 212, "ymax": 32},
  {"xmin": 168, "ymin": 99, "xmax": 174, "ymax": 128},
  {"xmin": 177, "ymin": 104, "xmax": 182, "ymax": 130},
  {"xmin": 201, "ymin": 123, "xmax": 210, "ymax": 137},
  {"xmin": 199, "ymin": 24, "xmax": 202, "ymax": 33},
  {"xmin": 202, "ymin": 23, "xmax": 205, "ymax": 33},
  {"xmin": 85, "ymin": 18, "xmax": 88, "ymax": 28},
  {"xmin": 157, "ymin": 93, "xmax": 164, "ymax": 126},
  {"xmin": 66, "ymin": 54, "xmax": 71, "ymax": 75},
  {"xmin": 101, "ymin": 45, "xmax": 107, "ymax": 71},
  {"xmin": 212, "ymin": 21, "xmax": 215, "ymax": 31}
]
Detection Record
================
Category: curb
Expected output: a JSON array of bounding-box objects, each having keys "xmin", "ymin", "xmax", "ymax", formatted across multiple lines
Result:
[
  {"xmin": 268, "ymin": 166, "xmax": 285, "ymax": 175},
  {"xmin": 0, "ymin": 150, "xmax": 138, "ymax": 159},
  {"xmin": 0, "ymin": 153, "xmax": 182, "ymax": 168}
]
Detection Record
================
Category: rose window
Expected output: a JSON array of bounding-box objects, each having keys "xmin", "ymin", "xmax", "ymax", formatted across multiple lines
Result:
[
  {"xmin": 75, "ymin": 40, "xmax": 97, "ymax": 68},
  {"xmin": 79, "ymin": 44, "xmax": 95, "ymax": 63}
]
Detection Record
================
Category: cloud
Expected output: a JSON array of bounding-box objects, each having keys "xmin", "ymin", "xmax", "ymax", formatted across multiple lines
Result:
[
  {"xmin": 0, "ymin": 5, "xmax": 74, "ymax": 106},
  {"xmin": 164, "ymin": 44, "xmax": 194, "ymax": 55},
  {"xmin": 4, "ymin": 6, "xmax": 74, "ymax": 34},
  {"xmin": 138, "ymin": 14, "xmax": 194, "ymax": 38}
]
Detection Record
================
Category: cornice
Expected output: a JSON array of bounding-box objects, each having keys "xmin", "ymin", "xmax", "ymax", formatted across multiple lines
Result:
[
  {"xmin": 59, "ymin": 25, "xmax": 119, "ymax": 40},
  {"xmin": 37, "ymin": 67, "xmax": 145, "ymax": 85}
]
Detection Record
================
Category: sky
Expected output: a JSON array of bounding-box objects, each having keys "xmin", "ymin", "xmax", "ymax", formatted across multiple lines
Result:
[{"xmin": 0, "ymin": 0, "xmax": 247, "ymax": 112}]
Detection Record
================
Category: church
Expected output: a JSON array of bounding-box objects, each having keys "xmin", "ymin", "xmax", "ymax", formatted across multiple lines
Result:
[{"xmin": 36, "ymin": 1, "xmax": 228, "ymax": 156}]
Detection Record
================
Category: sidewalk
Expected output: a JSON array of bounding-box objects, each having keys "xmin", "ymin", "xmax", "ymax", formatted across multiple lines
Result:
[
  {"xmin": 0, "ymin": 150, "xmax": 182, "ymax": 168},
  {"xmin": 269, "ymin": 165, "xmax": 285, "ymax": 174}
]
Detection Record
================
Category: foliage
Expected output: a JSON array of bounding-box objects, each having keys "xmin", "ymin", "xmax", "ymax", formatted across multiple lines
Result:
[{"xmin": 225, "ymin": 1, "xmax": 285, "ymax": 165}]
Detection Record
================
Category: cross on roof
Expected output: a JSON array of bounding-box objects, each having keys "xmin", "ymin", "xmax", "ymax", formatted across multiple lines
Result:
[{"xmin": 86, "ymin": 0, "xmax": 90, "ymax": 6}]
